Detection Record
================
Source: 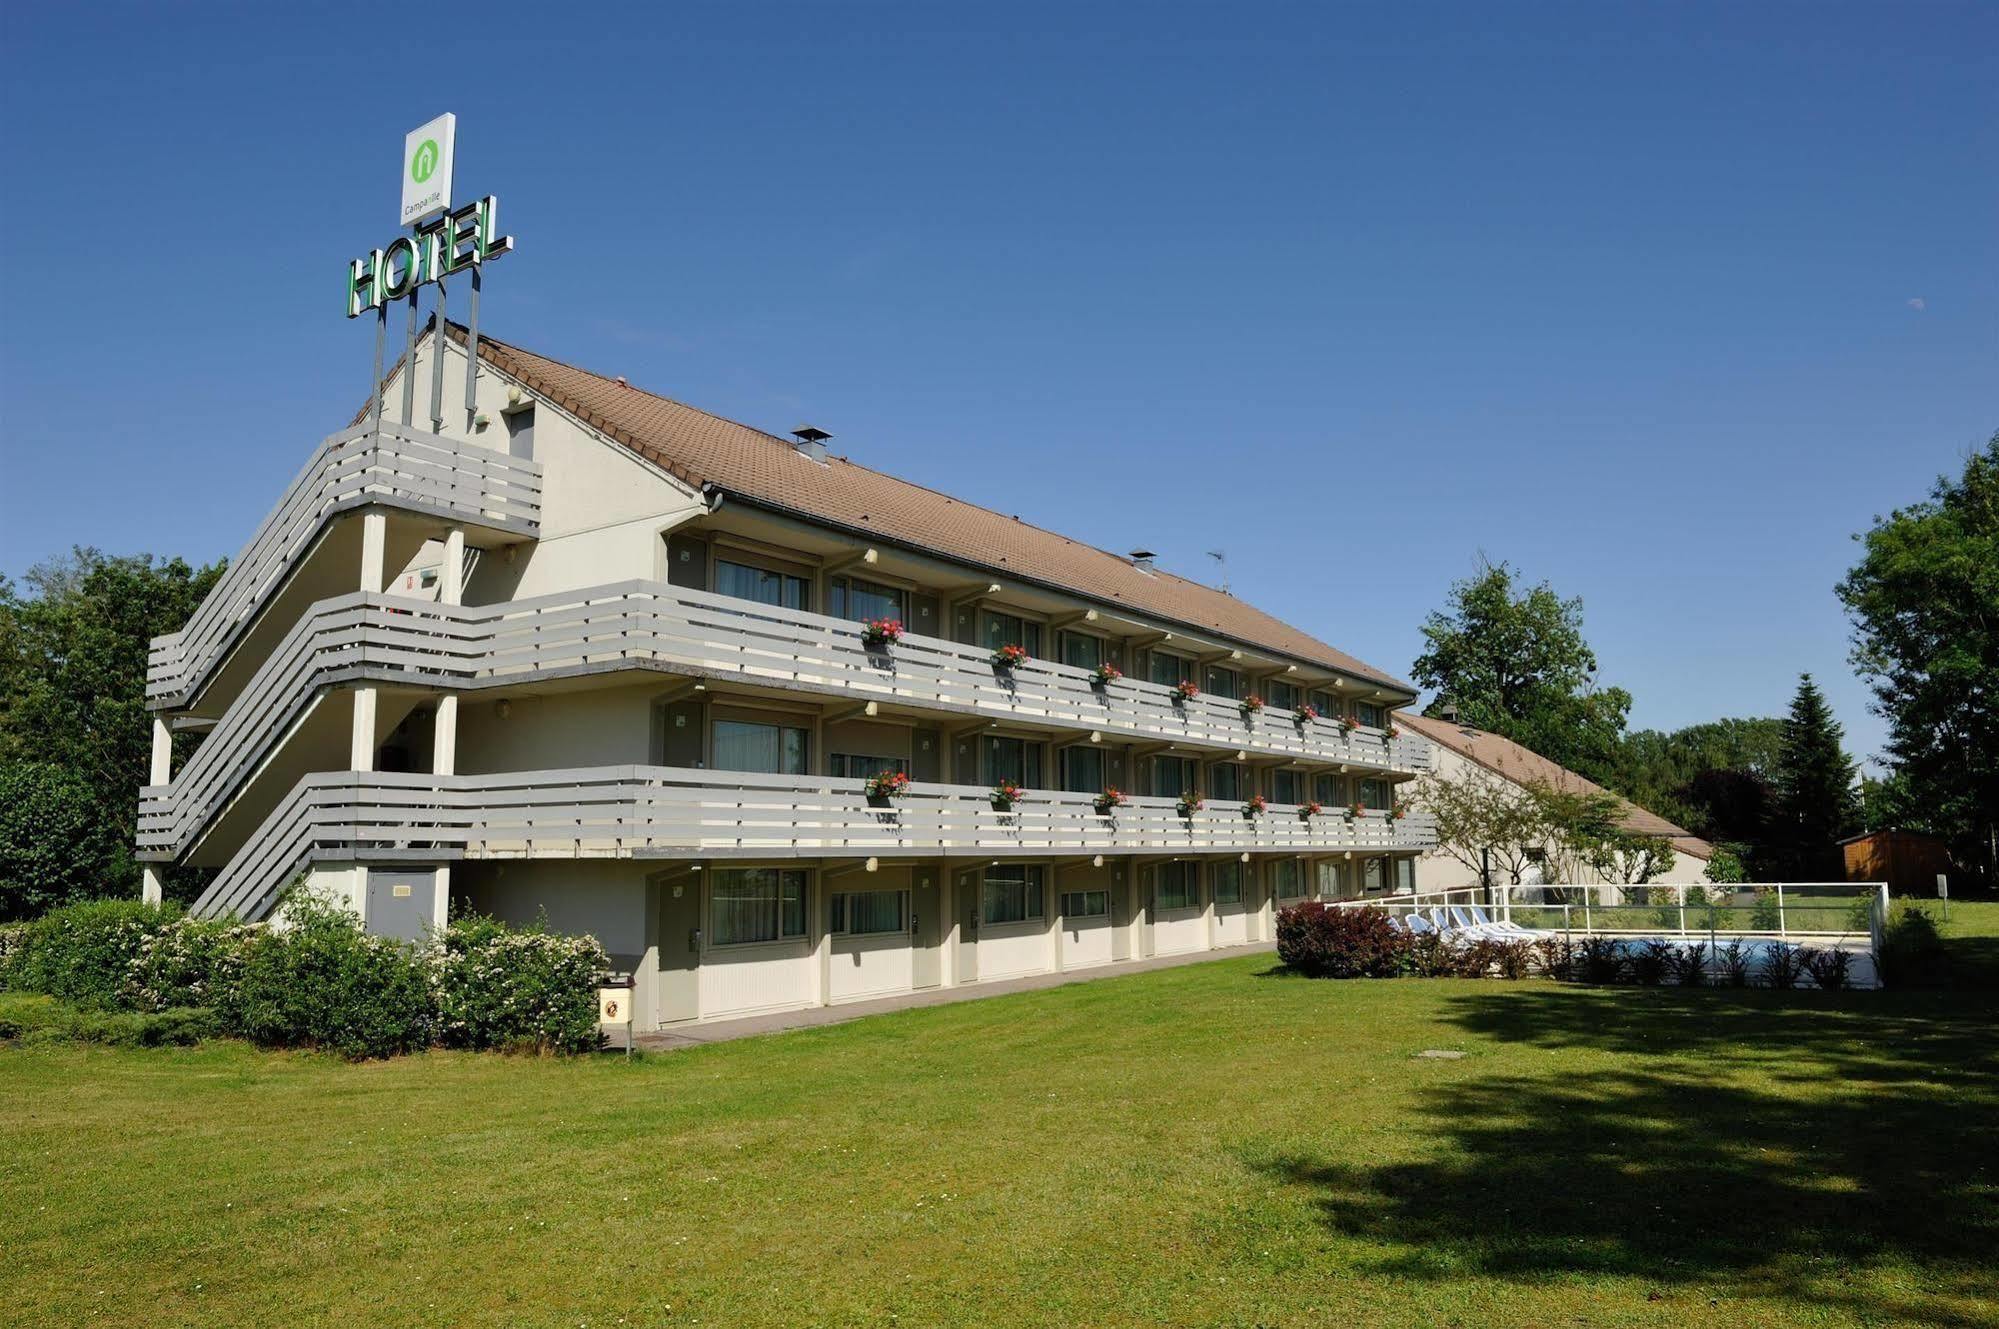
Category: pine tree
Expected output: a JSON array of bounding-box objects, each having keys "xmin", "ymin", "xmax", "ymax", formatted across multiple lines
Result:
[{"xmin": 1770, "ymin": 674, "xmax": 1859, "ymax": 878}]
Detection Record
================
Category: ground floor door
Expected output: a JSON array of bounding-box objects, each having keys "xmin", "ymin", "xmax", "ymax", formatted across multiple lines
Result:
[
  {"xmin": 912, "ymin": 865, "xmax": 944, "ymax": 989},
  {"xmin": 365, "ymin": 870, "xmax": 435, "ymax": 943},
  {"xmin": 655, "ymin": 872, "xmax": 701, "ymax": 1024},
  {"xmin": 955, "ymin": 868, "xmax": 980, "ymax": 983}
]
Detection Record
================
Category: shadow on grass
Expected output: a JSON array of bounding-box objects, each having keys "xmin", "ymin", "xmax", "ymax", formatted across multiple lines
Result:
[{"xmin": 1248, "ymin": 986, "xmax": 1999, "ymax": 1325}]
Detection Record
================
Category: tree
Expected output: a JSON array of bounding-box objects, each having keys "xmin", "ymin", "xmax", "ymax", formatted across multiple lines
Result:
[
  {"xmin": 1405, "ymin": 767, "xmax": 1547, "ymax": 886},
  {"xmin": 1412, "ymin": 558, "xmax": 1632, "ymax": 783},
  {"xmin": 1837, "ymin": 436, "xmax": 1999, "ymax": 885},
  {"xmin": 1768, "ymin": 674, "xmax": 1859, "ymax": 878},
  {"xmin": 0, "ymin": 548, "xmax": 225, "ymax": 909},
  {"xmin": 1601, "ymin": 716, "xmax": 1785, "ymax": 873},
  {"xmin": 0, "ymin": 762, "xmax": 121, "ymax": 919}
]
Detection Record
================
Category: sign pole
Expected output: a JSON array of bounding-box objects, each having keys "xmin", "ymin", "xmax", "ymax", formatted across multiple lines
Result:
[
  {"xmin": 429, "ymin": 275, "xmax": 448, "ymax": 433},
  {"xmin": 401, "ymin": 288, "xmax": 419, "ymax": 427},
  {"xmin": 369, "ymin": 302, "xmax": 386, "ymax": 433},
  {"xmin": 463, "ymin": 263, "xmax": 481, "ymax": 428}
]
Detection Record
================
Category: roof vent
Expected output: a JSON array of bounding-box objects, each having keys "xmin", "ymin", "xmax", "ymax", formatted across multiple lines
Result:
[
  {"xmin": 1128, "ymin": 548, "xmax": 1157, "ymax": 573},
  {"xmin": 791, "ymin": 424, "xmax": 831, "ymax": 463}
]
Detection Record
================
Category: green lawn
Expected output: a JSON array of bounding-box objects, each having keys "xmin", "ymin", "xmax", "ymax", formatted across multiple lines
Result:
[{"xmin": 4, "ymin": 961, "xmax": 1997, "ymax": 1328}]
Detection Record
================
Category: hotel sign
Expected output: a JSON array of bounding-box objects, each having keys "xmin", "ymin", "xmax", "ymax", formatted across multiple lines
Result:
[{"xmin": 345, "ymin": 194, "xmax": 513, "ymax": 317}]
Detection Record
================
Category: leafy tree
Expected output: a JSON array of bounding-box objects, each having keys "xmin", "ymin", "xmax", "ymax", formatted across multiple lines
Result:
[
  {"xmin": 1601, "ymin": 716, "xmax": 1785, "ymax": 871},
  {"xmin": 1769, "ymin": 674, "xmax": 1860, "ymax": 878},
  {"xmin": 1704, "ymin": 845, "xmax": 1749, "ymax": 884},
  {"xmin": 1838, "ymin": 436, "xmax": 1999, "ymax": 885},
  {"xmin": 0, "ymin": 763, "xmax": 121, "ymax": 920},
  {"xmin": 0, "ymin": 548, "xmax": 225, "ymax": 909},
  {"xmin": 1406, "ymin": 767, "xmax": 1547, "ymax": 886},
  {"xmin": 1412, "ymin": 558, "xmax": 1631, "ymax": 782}
]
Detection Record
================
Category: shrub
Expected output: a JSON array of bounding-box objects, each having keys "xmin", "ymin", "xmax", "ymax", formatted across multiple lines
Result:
[
  {"xmin": 1760, "ymin": 943, "xmax": 1806, "ymax": 990},
  {"xmin": 1490, "ymin": 939, "xmax": 1533, "ymax": 980},
  {"xmin": 1405, "ymin": 928, "xmax": 1456, "ymax": 977},
  {"xmin": 1880, "ymin": 903, "xmax": 1946, "ymax": 989},
  {"xmin": 1801, "ymin": 946, "xmax": 1854, "ymax": 992},
  {"xmin": 232, "ymin": 897, "xmax": 435, "ymax": 1058},
  {"xmin": 0, "ymin": 922, "xmax": 27, "ymax": 985},
  {"xmin": 0, "ymin": 993, "xmax": 219, "ymax": 1047},
  {"xmin": 1630, "ymin": 940, "xmax": 1673, "ymax": 986},
  {"xmin": 1577, "ymin": 935, "xmax": 1628, "ymax": 985},
  {"xmin": 122, "ymin": 916, "xmax": 255, "ymax": 1014},
  {"xmin": 1664, "ymin": 942, "xmax": 1709, "ymax": 987},
  {"xmin": 1533, "ymin": 935, "xmax": 1576, "ymax": 981},
  {"xmin": 433, "ymin": 913, "xmax": 608, "ymax": 1054},
  {"xmin": 1275, "ymin": 903, "xmax": 1408, "ymax": 978},
  {"xmin": 1715, "ymin": 939, "xmax": 1752, "ymax": 987},
  {"xmin": 8, "ymin": 899, "xmax": 181, "ymax": 1008},
  {"xmin": 1750, "ymin": 887, "xmax": 1781, "ymax": 932}
]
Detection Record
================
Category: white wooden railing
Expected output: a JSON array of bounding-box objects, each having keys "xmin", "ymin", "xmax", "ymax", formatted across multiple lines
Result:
[
  {"xmin": 147, "ymin": 420, "xmax": 542, "ymax": 708},
  {"xmin": 142, "ymin": 580, "xmax": 1428, "ymax": 859},
  {"xmin": 190, "ymin": 767, "xmax": 1437, "ymax": 922}
]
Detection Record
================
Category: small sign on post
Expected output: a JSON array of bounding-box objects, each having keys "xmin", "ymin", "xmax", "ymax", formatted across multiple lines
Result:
[
  {"xmin": 1938, "ymin": 873, "xmax": 1949, "ymax": 923},
  {"xmin": 598, "ymin": 973, "xmax": 635, "ymax": 1058}
]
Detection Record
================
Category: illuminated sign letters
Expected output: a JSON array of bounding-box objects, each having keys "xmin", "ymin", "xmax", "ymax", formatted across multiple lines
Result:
[{"xmin": 345, "ymin": 195, "xmax": 514, "ymax": 318}]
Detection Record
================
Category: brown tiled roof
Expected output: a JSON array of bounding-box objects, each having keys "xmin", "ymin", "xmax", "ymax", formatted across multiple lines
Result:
[
  {"xmin": 446, "ymin": 324, "xmax": 1414, "ymax": 693},
  {"xmin": 1396, "ymin": 712, "xmax": 1714, "ymax": 860}
]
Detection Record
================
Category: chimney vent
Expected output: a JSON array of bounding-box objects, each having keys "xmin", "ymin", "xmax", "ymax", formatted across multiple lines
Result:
[
  {"xmin": 791, "ymin": 424, "xmax": 831, "ymax": 462},
  {"xmin": 1128, "ymin": 548, "xmax": 1157, "ymax": 572}
]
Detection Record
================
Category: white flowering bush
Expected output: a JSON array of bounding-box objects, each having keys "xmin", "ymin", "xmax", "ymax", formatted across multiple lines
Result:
[
  {"xmin": 122, "ymin": 917, "xmax": 256, "ymax": 1013},
  {"xmin": 0, "ymin": 922, "xmax": 27, "ymax": 985},
  {"xmin": 433, "ymin": 913, "xmax": 609, "ymax": 1054}
]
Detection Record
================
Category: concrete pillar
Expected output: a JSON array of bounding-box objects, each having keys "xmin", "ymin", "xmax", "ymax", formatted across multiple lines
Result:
[
  {"xmin": 359, "ymin": 510, "xmax": 387, "ymax": 595},
  {"xmin": 351, "ymin": 687, "xmax": 378, "ymax": 771},
  {"xmin": 141, "ymin": 717, "xmax": 172, "ymax": 905},
  {"xmin": 1203, "ymin": 871, "xmax": 1217, "ymax": 951},
  {"xmin": 432, "ymin": 526, "xmax": 465, "ymax": 779},
  {"xmin": 439, "ymin": 527, "xmax": 466, "ymax": 605}
]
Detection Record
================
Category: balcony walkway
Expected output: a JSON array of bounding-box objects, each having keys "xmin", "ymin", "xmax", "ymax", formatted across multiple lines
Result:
[{"xmin": 636, "ymin": 939, "xmax": 1280, "ymax": 1050}]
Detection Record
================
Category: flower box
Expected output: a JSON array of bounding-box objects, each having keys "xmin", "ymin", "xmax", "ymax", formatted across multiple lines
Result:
[
  {"xmin": 991, "ymin": 643, "xmax": 1029, "ymax": 672},
  {"xmin": 864, "ymin": 770, "xmax": 911, "ymax": 806},
  {"xmin": 1241, "ymin": 794, "xmax": 1267, "ymax": 819},
  {"xmin": 1298, "ymin": 800, "xmax": 1322, "ymax": 822},
  {"xmin": 1169, "ymin": 679, "xmax": 1200, "ymax": 705},
  {"xmin": 1240, "ymin": 695, "xmax": 1265, "ymax": 718},
  {"xmin": 1295, "ymin": 704, "xmax": 1319, "ymax": 727},
  {"xmin": 990, "ymin": 780, "xmax": 1024, "ymax": 812},
  {"xmin": 1090, "ymin": 662, "xmax": 1123, "ymax": 689},
  {"xmin": 1175, "ymin": 794, "xmax": 1205, "ymax": 820},
  {"xmin": 1093, "ymin": 788, "xmax": 1127, "ymax": 816},
  {"xmin": 860, "ymin": 618, "xmax": 904, "ymax": 651},
  {"xmin": 1337, "ymin": 715, "xmax": 1359, "ymax": 736},
  {"xmin": 1345, "ymin": 802, "xmax": 1365, "ymax": 821}
]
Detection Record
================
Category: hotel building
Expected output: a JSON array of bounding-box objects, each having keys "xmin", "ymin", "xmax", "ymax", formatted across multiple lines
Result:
[{"xmin": 138, "ymin": 324, "xmax": 1436, "ymax": 1030}]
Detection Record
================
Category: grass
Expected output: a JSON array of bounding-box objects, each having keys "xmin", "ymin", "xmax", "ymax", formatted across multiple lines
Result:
[{"xmin": 5, "ymin": 956, "xmax": 1998, "ymax": 1329}]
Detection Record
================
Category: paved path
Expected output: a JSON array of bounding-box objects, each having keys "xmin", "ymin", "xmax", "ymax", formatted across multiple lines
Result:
[{"xmin": 635, "ymin": 941, "xmax": 1278, "ymax": 1051}]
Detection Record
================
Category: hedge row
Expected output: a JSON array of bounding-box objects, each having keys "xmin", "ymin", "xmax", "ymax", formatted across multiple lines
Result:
[{"xmin": 0, "ymin": 895, "xmax": 608, "ymax": 1058}]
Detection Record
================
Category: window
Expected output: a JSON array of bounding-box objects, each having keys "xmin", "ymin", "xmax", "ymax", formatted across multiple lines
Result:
[
  {"xmin": 1150, "ymin": 756, "xmax": 1197, "ymax": 799},
  {"xmin": 1059, "ymin": 631, "xmax": 1105, "ymax": 671},
  {"xmin": 503, "ymin": 406, "xmax": 535, "ymax": 459},
  {"xmin": 830, "ymin": 888, "xmax": 908, "ymax": 936},
  {"xmin": 715, "ymin": 557, "xmax": 810, "ymax": 612},
  {"xmin": 1313, "ymin": 773, "xmax": 1343, "ymax": 805},
  {"xmin": 1363, "ymin": 858, "xmax": 1387, "ymax": 893},
  {"xmin": 1355, "ymin": 701, "xmax": 1387, "ymax": 729},
  {"xmin": 1059, "ymin": 745, "xmax": 1105, "ymax": 794},
  {"xmin": 1211, "ymin": 861, "xmax": 1243, "ymax": 905},
  {"xmin": 1148, "ymin": 651, "xmax": 1191, "ymax": 687},
  {"xmin": 711, "ymin": 868, "xmax": 808, "ymax": 945},
  {"xmin": 982, "ymin": 736, "xmax": 1042, "ymax": 787},
  {"xmin": 1394, "ymin": 859, "xmax": 1417, "ymax": 893},
  {"xmin": 829, "ymin": 576, "xmax": 906, "ymax": 625},
  {"xmin": 1316, "ymin": 860, "xmax": 1346, "ymax": 898},
  {"xmin": 830, "ymin": 753, "xmax": 908, "ymax": 780},
  {"xmin": 1203, "ymin": 665, "xmax": 1240, "ymax": 700},
  {"xmin": 1358, "ymin": 778, "xmax": 1391, "ymax": 809},
  {"xmin": 1266, "ymin": 680, "xmax": 1299, "ymax": 711},
  {"xmin": 1309, "ymin": 689, "xmax": 1340, "ymax": 718},
  {"xmin": 712, "ymin": 720, "xmax": 809, "ymax": 775},
  {"xmin": 1273, "ymin": 859, "xmax": 1304, "ymax": 899},
  {"xmin": 1272, "ymin": 769, "xmax": 1302, "ymax": 804},
  {"xmin": 981, "ymin": 865, "xmax": 1045, "ymax": 925},
  {"xmin": 1060, "ymin": 889, "xmax": 1109, "ymax": 919},
  {"xmin": 1208, "ymin": 762, "xmax": 1243, "ymax": 801},
  {"xmin": 980, "ymin": 610, "xmax": 1041, "ymax": 658},
  {"xmin": 1155, "ymin": 862, "xmax": 1200, "ymax": 912}
]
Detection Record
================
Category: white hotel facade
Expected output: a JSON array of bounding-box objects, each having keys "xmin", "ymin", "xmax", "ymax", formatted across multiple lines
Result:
[{"xmin": 138, "ymin": 325, "xmax": 1436, "ymax": 1031}]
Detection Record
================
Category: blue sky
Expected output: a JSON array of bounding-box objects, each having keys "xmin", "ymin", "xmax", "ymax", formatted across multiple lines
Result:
[{"xmin": 2, "ymin": 2, "xmax": 1993, "ymax": 770}]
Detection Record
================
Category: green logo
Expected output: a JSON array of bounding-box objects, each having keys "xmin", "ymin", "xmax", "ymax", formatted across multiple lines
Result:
[{"xmin": 410, "ymin": 139, "xmax": 440, "ymax": 184}]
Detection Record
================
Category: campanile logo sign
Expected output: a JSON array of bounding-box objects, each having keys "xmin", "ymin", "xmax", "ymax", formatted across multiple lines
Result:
[{"xmin": 400, "ymin": 113, "xmax": 456, "ymax": 227}]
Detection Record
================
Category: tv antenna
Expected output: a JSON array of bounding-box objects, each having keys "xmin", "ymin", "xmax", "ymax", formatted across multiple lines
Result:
[{"xmin": 1206, "ymin": 549, "xmax": 1229, "ymax": 594}]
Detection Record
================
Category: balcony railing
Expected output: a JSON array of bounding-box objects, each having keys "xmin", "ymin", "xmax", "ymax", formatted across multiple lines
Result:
[
  {"xmin": 191, "ymin": 767, "xmax": 1437, "ymax": 922},
  {"xmin": 143, "ymin": 580, "xmax": 1427, "ymax": 859},
  {"xmin": 147, "ymin": 420, "xmax": 542, "ymax": 709}
]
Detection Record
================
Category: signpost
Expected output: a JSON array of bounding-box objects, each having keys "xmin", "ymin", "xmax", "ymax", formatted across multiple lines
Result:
[{"xmin": 347, "ymin": 114, "xmax": 514, "ymax": 432}]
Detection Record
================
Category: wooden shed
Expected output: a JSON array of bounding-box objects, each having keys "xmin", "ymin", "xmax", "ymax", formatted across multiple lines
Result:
[{"xmin": 1841, "ymin": 830, "xmax": 1953, "ymax": 896}]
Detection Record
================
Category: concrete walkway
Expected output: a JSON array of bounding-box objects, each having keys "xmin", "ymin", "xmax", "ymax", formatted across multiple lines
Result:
[{"xmin": 635, "ymin": 940, "xmax": 1278, "ymax": 1051}]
